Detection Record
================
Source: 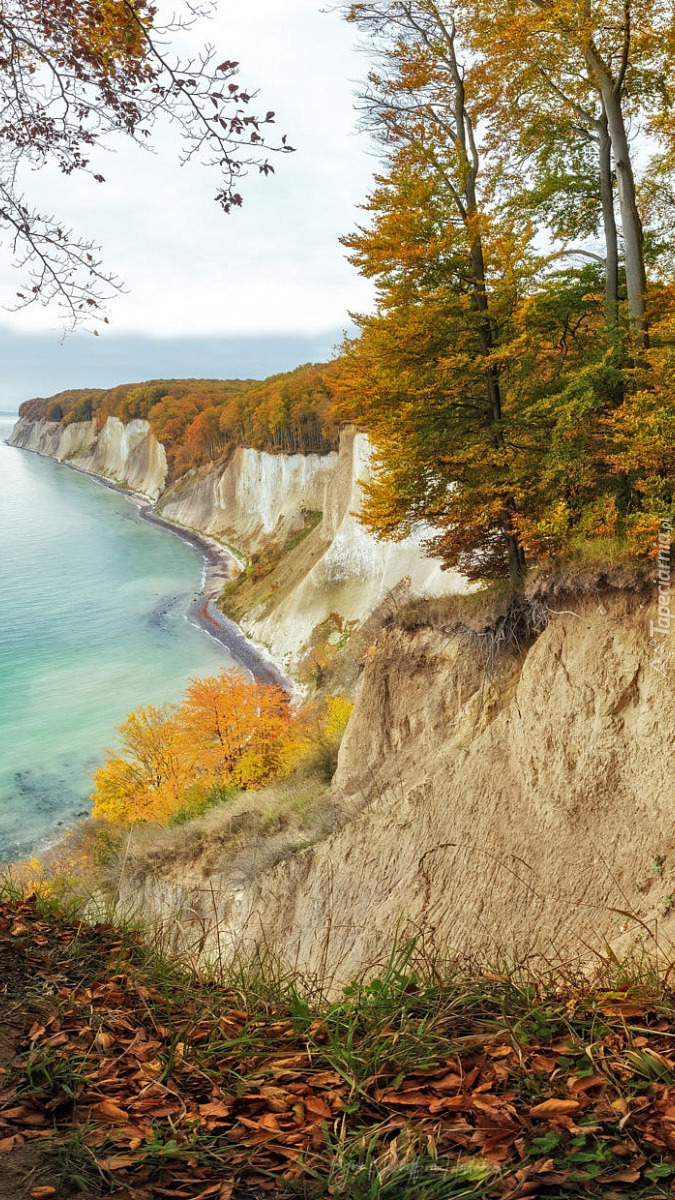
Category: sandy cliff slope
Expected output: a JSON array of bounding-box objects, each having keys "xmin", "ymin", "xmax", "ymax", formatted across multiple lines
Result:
[{"xmin": 116, "ymin": 588, "xmax": 675, "ymax": 986}]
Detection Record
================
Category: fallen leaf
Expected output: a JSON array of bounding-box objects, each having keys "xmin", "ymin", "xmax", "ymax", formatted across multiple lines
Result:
[
  {"xmin": 432, "ymin": 1072, "xmax": 463, "ymax": 1092},
  {"xmin": 198, "ymin": 1100, "xmax": 233, "ymax": 1119},
  {"xmin": 428, "ymin": 1096, "xmax": 467, "ymax": 1114},
  {"xmin": 259, "ymin": 1086, "xmax": 291, "ymax": 1112},
  {"xmin": 598, "ymin": 1169, "xmax": 641, "ymax": 1184},
  {"xmin": 91, "ymin": 1099, "xmax": 129, "ymax": 1124},
  {"xmin": 96, "ymin": 1154, "xmax": 138, "ymax": 1170},
  {"xmin": 379, "ymin": 1090, "xmax": 434, "ymax": 1107},
  {"xmin": 570, "ymin": 1074, "xmax": 606, "ymax": 1094},
  {"xmin": 598, "ymin": 1005, "xmax": 646, "ymax": 1018},
  {"xmin": 258, "ymin": 1112, "xmax": 280, "ymax": 1132},
  {"xmin": 529, "ymin": 1099, "xmax": 580, "ymax": 1118},
  {"xmin": 530, "ymin": 1054, "xmax": 558, "ymax": 1072},
  {"xmin": 304, "ymin": 1094, "xmax": 332, "ymax": 1119}
]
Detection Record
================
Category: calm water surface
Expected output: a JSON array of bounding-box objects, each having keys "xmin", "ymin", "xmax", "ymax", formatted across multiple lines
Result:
[{"xmin": 0, "ymin": 416, "xmax": 232, "ymax": 862}]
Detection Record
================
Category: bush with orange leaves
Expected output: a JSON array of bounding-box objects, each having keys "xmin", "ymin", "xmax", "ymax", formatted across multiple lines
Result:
[{"xmin": 92, "ymin": 671, "xmax": 307, "ymax": 826}]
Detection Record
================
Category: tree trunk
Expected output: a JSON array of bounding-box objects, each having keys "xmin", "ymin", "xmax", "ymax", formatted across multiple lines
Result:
[
  {"xmin": 506, "ymin": 529, "xmax": 527, "ymax": 584},
  {"xmin": 590, "ymin": 72, "xmax": 648, "ymax": 345},
  {"xmin": 598, "ymin": 106, "xmax": 619, "ymax": 329}
]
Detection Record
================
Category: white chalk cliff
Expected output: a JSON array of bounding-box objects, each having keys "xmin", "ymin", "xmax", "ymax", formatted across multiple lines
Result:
[
  {"xmin": 241, "ymin": 427, "xmax": 465, "ymax": 665},
  {"xmin": 9, "ymin": 416, "xmax": 168, "ymax": 501},
  {"xmin": 9, "ymin": 415, "xmax": 466, "ymax": 666}
]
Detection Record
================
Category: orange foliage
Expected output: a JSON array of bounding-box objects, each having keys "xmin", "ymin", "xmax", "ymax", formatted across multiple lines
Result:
[
  {"xmin": 19, "ymin": 363, "xmax": 340, "ymax": 479},
  {"xmin": 179, "ymin": 673, "xmax": 303, "ymax": 789},
  {"xmin": 91, "ymin": 672, "xmax": 303, "ymax": 825}
]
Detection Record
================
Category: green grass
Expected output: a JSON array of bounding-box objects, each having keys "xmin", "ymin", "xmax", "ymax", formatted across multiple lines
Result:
[
  {"xmin": 218, "ymin": 509, "xmax": 323, "ymax": 623},
  {"xmin": 4, "ymin": 894, "xmax": 675, "ymax": 1197}
]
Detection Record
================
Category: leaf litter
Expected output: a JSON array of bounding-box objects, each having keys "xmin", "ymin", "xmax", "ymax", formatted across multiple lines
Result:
[{"xmin": 2, "ymin": 898, "xmax": 675, "ymax": 1196}]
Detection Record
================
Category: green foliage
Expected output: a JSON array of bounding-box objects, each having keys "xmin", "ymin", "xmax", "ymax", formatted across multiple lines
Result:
[{"xmin": 167, "ymin": 782, "xmax": 239, "ymax": 827}]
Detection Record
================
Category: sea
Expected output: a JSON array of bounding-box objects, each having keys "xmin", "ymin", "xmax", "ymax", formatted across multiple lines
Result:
[{"xmin": 0, "ymin": 415, "xmax": 233, "ymax": 863}]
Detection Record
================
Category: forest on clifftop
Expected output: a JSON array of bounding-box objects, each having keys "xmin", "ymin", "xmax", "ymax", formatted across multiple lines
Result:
[{"xmin": 18, "ymin": 362, "xmax": 341, "ymax": 475}]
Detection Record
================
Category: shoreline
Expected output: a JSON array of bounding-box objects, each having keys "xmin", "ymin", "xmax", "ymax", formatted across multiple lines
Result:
[
  {"xmin": 130, "ymin": 498, "xmax": 293, "ymax": 693},
  {"xmin": 5, "ymin": 436, "xmax": 294, "ymax": 694}
]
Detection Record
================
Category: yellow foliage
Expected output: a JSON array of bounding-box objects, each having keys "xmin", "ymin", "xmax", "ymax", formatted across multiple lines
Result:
[
  {"xmin": 92, "ymin": 705, "xmax": 197, "ymax": 824},
  {"xmin": 11, "ymin": 836, "xmax": 100, "ymax": 901},
  {"xmin": 322, "ymin": 695, "xmax": 354, "ymax": 742},
  {"xmin": 283, "ymin": 694, "xmax": 355, "ymax": 780},
  {"xmin": 91, "ymin": 672, "xmax": 308, "ymax": 826}
]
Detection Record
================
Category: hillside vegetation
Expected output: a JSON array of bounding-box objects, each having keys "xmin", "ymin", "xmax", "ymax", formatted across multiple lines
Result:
[{"xmin": 18, "ymin": 362, "xmax": 340, "ymax": 476}]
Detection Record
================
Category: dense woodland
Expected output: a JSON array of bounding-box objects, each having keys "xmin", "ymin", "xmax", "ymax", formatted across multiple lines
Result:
[
  {"xmin": 334, "ymin": 0, "xmax": 675, "ymax": 582},
  {"xmin": 19, "ymin": 362, "xmax": 341, "ymax": 473}
]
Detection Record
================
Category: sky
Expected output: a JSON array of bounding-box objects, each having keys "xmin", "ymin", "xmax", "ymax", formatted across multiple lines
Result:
[{"xmin": 0, "ymin": 0, "xmax": 376, "ymax": 411}]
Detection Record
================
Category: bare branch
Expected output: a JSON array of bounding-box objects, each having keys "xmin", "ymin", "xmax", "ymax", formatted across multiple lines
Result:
[{"xmin": 0, "ymin": 0, "xmax": 292, "ymax": 326}]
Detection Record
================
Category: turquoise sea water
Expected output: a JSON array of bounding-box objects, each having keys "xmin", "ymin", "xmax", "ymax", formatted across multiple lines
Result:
[{"xmin": 0, "ymin": 416, "xmax": 233, "ymax": 863}]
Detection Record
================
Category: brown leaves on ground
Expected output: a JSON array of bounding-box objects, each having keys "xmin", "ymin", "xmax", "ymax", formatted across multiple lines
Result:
[{"xmin": 2, "ymin": 899, "xmax": 675, "ymax": 1197}]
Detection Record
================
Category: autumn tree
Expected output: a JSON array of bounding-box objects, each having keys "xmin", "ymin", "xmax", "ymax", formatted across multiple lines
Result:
[
  {"xmin": 464, "ymin": 8, "xmax": 622, "ymax": 330},
  {"xmin": 337, "ymin": 0, "xmax": 675, "ymax": 574},
  {"xmin": 92, "ymin": 704, "xmax": 197, "ymax": 825},
  {"xmin": 338, "ymin": 0, "xmax": 538, "ymax": 581},
  {"xmin": 467, "ymin": 0, "xmax": 675, "ymax": 347},
  {"xmin": 0, "ymin": 0, "xmax": 289, "ymax": 326},
  {"xmin": 92, "ymin": 671, "xmax": 303, "ymax": 824},
  {"xmin": 179, "ymin": 672, "xmax": 301, "ymax": 790}
]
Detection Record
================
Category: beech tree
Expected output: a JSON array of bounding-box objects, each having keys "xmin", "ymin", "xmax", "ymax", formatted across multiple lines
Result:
[
  {"xmin": 337, "ymin": 0, "xmax": 675, "ymax": 577},
  {"xmin": 0, "ymin": 0, "xmax": 289, "ymax": 326},
  {"xmin": 469, "ymin": 0, "xmax": 675, "ymax": 347},
  {"xmin": 339, "ymin": 0, "xmax": 534, "ymax": 581},
  {"xmin": 92, "ymin": 671, "xmax": 303, "ymax": 824},
  {"xmin": 465, "ymin": 12, "xmax": 622, "ymax": 330}
]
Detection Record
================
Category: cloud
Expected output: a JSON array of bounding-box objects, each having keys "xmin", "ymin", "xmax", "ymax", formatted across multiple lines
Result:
[{"xmin": 0, "ymin": 1, "xmax": 375, "ymax": 342}]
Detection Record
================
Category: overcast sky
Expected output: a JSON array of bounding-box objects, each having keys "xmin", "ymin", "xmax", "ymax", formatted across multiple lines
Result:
[{"xmin": 0, "ymin": 0, "xmax": 376, "ymax": 411}]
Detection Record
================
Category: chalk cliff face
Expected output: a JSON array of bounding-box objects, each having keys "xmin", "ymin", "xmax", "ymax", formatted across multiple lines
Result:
[
  {"xmin": 156, "ymin": 444, "xmax": 338, "ymax": 552},
  {"xmin": 9, "ymin": 416, "xmax": 466, "ymax": 666},
  {"xmin": 119, "ymin": 591, "xmax": 675, "ymax": 987},
  {"xmin": 242, "ymin": 427, "xmax": 466, "ymax": 665},
  {"xmin": 9, "ymin": 416, "xmax": 168, "ymax": 501}
]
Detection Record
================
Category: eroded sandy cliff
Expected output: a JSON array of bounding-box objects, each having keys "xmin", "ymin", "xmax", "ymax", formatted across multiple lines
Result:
[{"xmin": 116, "ymin": 589, "xmax": 675, "ymax": 986}]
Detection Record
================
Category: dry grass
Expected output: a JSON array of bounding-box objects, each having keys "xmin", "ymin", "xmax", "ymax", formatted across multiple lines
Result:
[
  {"xmin": 100, "ymin": 768, "xmax": 338, "ymax": 892},
  {"xmin": 4, "ymin": 890, "xmax": 675, "ymax": 1198},
  {"xmin": 394, "ymin": 580, "xmax": 516, "ymax": 634}
]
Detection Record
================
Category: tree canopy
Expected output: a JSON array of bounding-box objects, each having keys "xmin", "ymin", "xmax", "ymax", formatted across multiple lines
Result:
[
  {"xmin": 91, "ymin": 671, "xmax": 352, "ymax": 825},
  {"xmin": 19, "ymin": 362, "xmax": 341, "ymax": 472},
  {"xmin": 335, "ymin": 0, "xmax": 675, "ymax": 582}
]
